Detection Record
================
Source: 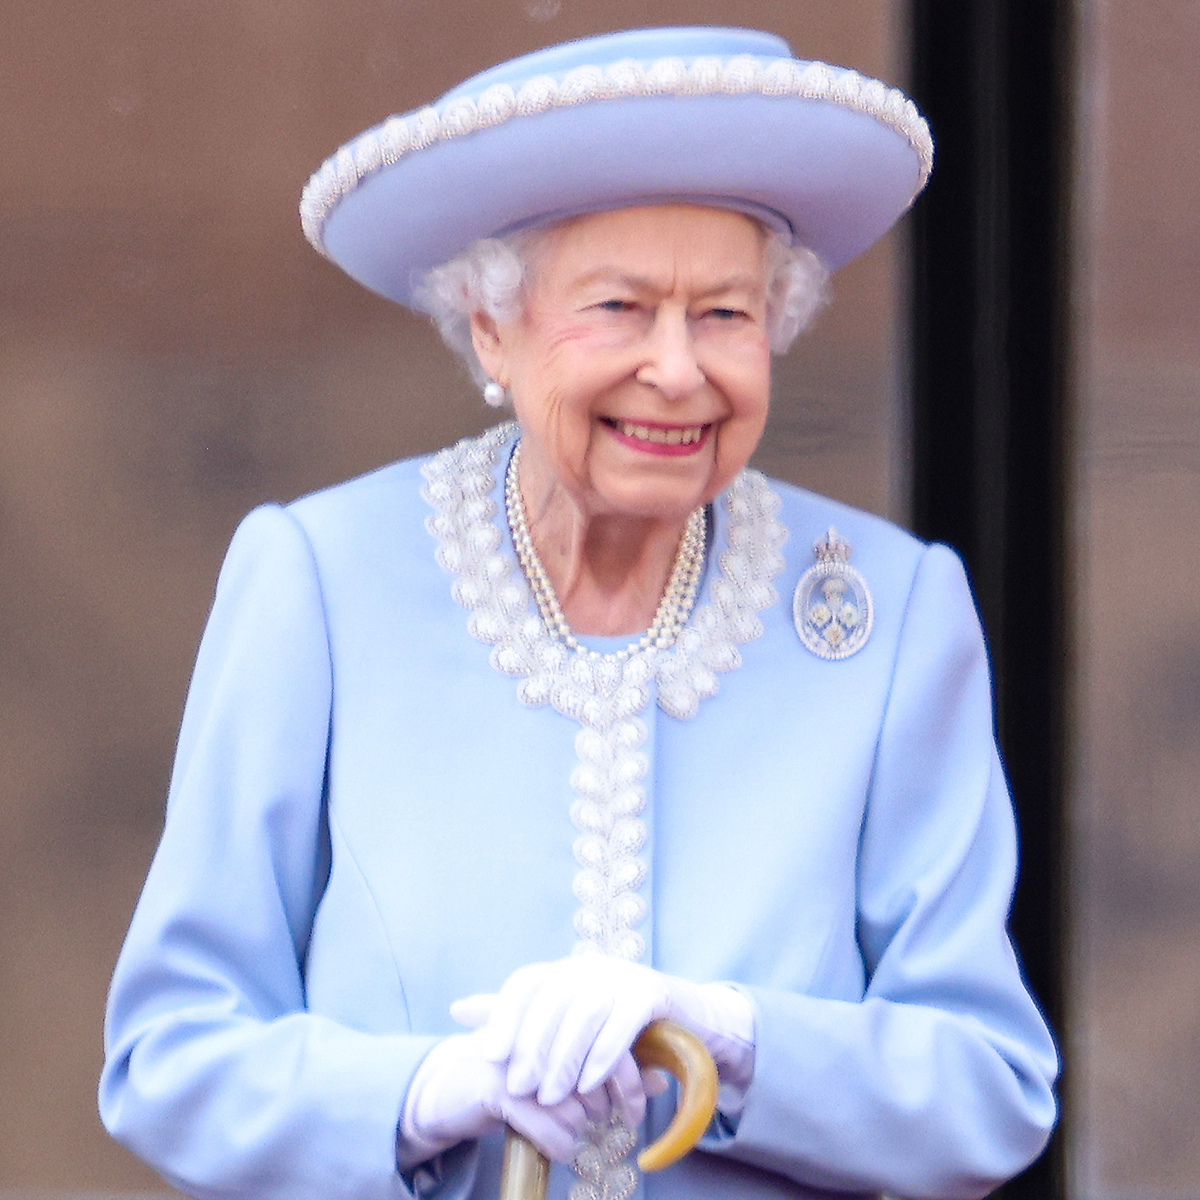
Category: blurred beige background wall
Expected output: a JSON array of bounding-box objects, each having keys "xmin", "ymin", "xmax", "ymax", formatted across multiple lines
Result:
[
  {"xmin": 0, "ymin": 2, "xmax": 906, "ymax": 1194},
  {"xmin": 5, "ymin": 0, "xmax": 1200, "ymax": 1197},
  {"xmin": 1071, "ymin": 1, "xmax": 1200, "ymax": 1196}
]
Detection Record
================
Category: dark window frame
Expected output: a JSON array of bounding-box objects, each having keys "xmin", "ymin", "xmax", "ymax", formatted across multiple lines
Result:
[{"xmin": 908, "ymin": 2, "xmax": 1074, "ymax": 1195}]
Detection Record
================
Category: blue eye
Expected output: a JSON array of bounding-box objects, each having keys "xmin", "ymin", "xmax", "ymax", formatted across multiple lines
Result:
[
  {"xmin": 596, "ymin": 299, "xmax": 634, "ymax": 312},
  {"xmin": 708, "ymin": 307, "xmax": 746, "ymax": 321}
]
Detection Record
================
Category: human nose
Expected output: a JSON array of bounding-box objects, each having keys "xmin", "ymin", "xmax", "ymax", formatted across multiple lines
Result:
[{"xmin": 635, "ymin": 308, "xmax": 705, "ymax": 400}]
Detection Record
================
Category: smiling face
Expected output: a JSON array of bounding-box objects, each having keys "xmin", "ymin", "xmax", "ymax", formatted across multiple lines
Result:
[{"xmin": 471, "ymin": 204, "xmax": 773, "ymax": 525}]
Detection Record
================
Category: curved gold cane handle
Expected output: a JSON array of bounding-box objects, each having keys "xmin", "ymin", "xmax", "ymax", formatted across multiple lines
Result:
[
  {"xmin": 499, "ymin": 1019, "xmax": 719, "ymax": 1199},
  {"xmin": 629, "ymin": 1020, "xmax": 719, "ymax": 1171}
]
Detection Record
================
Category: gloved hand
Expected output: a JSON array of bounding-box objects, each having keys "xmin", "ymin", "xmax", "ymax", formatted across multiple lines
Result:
[
  {"xmin": 450, "ymin": 956, "xmax": 756, "ymax": 1109},
  {"xmin": 398, "ymin": 1028, "xmax": 655, "ymax": 1168}
]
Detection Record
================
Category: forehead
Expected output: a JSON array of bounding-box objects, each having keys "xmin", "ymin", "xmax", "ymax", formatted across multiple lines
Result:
[{"xmin": 530, "ymin": 204, "xmax": 769, "ymax": 292}]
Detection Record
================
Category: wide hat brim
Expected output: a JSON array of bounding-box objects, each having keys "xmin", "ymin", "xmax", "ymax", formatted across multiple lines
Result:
[{"xmin": 300, "ymin": 27, "xmax": 933, "ymax": 310}]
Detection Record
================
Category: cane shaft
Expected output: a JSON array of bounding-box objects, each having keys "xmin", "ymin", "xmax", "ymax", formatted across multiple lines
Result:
[{"xmin": 499, "ymin": 1128, "xmax": 549, "ymax": 1200}]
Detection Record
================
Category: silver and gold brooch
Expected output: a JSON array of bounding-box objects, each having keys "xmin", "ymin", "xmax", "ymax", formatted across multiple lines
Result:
[{"xmin": 792, "ymin": 527, "xmax": 873, "ymax": 660}]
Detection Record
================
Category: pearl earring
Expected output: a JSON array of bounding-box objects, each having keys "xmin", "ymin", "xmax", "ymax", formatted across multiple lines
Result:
[{"xmin": 483, "ymin": 381, "xmax": 506, "ymax": 408}]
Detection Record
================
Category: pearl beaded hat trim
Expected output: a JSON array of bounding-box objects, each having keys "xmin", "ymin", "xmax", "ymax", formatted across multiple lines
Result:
[{"xmin": 300, "ymin": 27, "xmax": 933, "ymax": 309}]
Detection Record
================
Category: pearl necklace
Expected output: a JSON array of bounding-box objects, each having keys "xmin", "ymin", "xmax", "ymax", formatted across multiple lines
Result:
[{"xmin": 504, "ymin": 441, "xmax": 707, "ymax": 662}]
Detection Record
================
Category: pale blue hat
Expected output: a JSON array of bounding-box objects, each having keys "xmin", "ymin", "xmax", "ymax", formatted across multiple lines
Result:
[{"xmin": 300, "ymin": 27, "xmax": 933, "ymax": 309}]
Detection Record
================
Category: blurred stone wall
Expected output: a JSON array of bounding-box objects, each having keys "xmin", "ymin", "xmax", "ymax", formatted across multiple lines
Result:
[
  {"xmin": 1071, "ymin": 2, "xmax": 1200, "ymax": 1196},
  {"xmin": 0, "ymin": 1, "xmax": 905, "ymax": 1193}
]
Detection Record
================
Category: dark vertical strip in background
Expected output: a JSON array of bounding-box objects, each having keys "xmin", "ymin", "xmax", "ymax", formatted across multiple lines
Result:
[{"xmin": 908, "ymin": 1, "xmax": 1072, "ymax": 1196}]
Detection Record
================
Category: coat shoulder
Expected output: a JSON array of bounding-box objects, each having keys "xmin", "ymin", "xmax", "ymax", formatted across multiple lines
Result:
[
  {"xmin": 760, "ymin": 473, "xmax": 930, "ymax": 583},
  {"xmin": 284, "ymin": 451, "xmax": 434, "ymax": 540}
]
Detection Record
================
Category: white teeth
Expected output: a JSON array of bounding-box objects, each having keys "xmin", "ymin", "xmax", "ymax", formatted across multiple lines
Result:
[{"xmin": 614, "ymin": 420, "xmax": 705, "ymax": 445}]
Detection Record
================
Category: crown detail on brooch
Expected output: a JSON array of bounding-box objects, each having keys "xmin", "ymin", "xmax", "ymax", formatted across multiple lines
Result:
[{"xmin": 792, "ymin": 527, "xmax": 874, "ymax": 660}]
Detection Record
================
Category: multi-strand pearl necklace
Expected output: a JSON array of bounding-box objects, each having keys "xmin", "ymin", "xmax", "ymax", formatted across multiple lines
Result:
[{"xmin": 504, "ymin": 441, "xmax": 707, "ymax": 662}]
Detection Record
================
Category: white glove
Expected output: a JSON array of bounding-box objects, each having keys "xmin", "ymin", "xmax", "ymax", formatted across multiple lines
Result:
[
  {"xmin": 450, "ymin": 957, "xmax": 756, "ymax": 1109},
  {"xmin": 398, "ymin": 1029, "xmax": 653, "ymax": 1168}
]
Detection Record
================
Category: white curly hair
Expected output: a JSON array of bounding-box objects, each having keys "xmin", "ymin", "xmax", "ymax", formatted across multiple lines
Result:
[{"xmin": 414, "ymin": 217, "xmax": 828, "ymax": 389}]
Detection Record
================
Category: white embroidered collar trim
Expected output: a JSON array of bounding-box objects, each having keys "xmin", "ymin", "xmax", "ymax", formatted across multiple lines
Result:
[{"xmin": 421, "ymin": 422, "xmax": 788, "ymax": 723}]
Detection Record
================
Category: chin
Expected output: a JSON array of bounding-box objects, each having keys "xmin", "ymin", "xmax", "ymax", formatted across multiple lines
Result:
[{"xmin": 599, "ymin": 484, "xmax": 711, "ymax": 523}]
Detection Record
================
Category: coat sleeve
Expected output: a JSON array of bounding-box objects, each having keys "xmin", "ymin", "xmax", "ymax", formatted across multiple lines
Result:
[
  {"xmin": 701, "ymin": 543, "xmax": 1058, "ymax": 1200},
  {"xmin": 99, "ymin": 504, "xmax": 463, "ymax": 1200}
]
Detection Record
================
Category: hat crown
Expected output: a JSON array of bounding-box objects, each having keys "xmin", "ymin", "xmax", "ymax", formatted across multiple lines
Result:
[
  {"xmin": 302, "ymin": 26, "xmax": 932, "ymax": 307},
  {"xmin": 440, "ymin": 27, "xmax": 792, "ymax": 103}
]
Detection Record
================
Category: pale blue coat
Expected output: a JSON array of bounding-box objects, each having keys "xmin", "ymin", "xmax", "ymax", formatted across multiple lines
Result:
[{"xmin": 100, "ymin": 428, "xmax": 1057, "ymax": 1200}]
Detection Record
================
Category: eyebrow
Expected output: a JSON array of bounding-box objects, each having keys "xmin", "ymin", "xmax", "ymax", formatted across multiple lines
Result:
[{"xmin": 571, "ymin": 268, "xmax": 765, "ymax": 296}]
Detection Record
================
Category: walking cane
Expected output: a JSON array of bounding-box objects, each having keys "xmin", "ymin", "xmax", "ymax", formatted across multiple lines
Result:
[{"xmin": 499, "ymin": 1019, "xmax": 719, "ymax": 1200}]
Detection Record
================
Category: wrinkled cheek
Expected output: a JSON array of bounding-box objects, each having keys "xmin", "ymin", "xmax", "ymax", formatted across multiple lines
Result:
[
  {"xmin": 715, "ymin": 407, "xmax": 769, "ymax": 479},
  {"xmin": 538, "ymin": 389, "xmax": 595, "ymax": 480}
]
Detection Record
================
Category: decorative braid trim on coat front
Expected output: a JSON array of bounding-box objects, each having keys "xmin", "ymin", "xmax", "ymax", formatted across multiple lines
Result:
[{"xmin": 421, "ymin": 423, "xmax": 786, "ymax": 1198}]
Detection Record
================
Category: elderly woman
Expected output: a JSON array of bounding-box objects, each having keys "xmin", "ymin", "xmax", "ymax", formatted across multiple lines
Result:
[{"xmin": 100, "ymin": 26, "xmax": 1057, "ymax": 1200}]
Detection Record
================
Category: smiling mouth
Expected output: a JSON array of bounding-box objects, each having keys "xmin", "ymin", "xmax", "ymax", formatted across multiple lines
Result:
[{"xmin": 606, "ymin": 419, "xmax": 709, "ymax": 446}]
